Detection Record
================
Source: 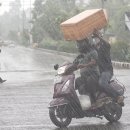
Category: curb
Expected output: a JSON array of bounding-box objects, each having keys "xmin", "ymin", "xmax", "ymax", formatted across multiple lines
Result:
[
  {"xmin": 112, "ymin": 61, "xmax": 130, "ymax": 69},
  {"xmin": 36, "ymin": 47, "xmax": 130, "ymax": 69}
]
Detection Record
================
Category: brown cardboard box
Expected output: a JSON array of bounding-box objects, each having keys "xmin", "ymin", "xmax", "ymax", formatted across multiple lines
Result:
[{"xmin": 60, "ymin": 9, "xmax": 108, "ymax": 41}]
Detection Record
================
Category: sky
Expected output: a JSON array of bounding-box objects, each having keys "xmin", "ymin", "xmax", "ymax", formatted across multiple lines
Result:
[{"xmin": 0, "ymin": 0, "xmax": 35, "ymax": 15}]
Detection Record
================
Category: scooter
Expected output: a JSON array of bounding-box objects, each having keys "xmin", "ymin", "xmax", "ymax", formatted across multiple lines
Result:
[{"xmin": 49, "ymin": 62, "xmax": 125, "ymax": 128}]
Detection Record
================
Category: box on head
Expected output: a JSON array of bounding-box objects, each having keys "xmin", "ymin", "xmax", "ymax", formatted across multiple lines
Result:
[{"xmin": 60, "ymin": 9, "xmax": 108, "ymax": 41}]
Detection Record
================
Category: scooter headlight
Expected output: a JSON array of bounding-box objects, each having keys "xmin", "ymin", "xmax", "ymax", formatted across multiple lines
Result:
[
  {"xmin": 62, "ymin": 80, "xmax": 70, "ymax": 92},
  {"xmin": 58, "ymin": 66, "xmax": 67, "ymax": 75}
]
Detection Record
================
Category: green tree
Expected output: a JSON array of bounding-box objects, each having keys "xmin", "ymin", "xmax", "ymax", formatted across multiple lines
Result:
[
  {"xmin": 0, "ymin": 0, "xmax": 21, "ymax": 40},
  {"xmin": 8, "ymin": 30, "xmax": 18, "ymax": 41},
  {"xmin": 88, "ymin": 0, "xmax": 130, "ymax": 42},
  {"xmin": 111, "ymin": 41, "xmax": 129, "ymax": 61},
  {"xmin": 9, "ymin": 0, "xmax": 21, "ymax": 32},
  {"xmin": 31, "ymin": 0, "xmax": 80, "ymax": 43}
]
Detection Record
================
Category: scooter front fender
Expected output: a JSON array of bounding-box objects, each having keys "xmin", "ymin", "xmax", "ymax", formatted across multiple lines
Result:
[{"xmin": 49, "ymin": 97, "xmax": 69, "ymax": 108}]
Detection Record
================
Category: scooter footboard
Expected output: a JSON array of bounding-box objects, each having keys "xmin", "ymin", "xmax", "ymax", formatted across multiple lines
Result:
[{"xmin": 49, "ymin": 97, "xmax": 69, "ymax": 108}]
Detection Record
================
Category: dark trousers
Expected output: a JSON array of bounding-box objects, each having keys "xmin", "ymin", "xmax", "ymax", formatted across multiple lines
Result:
[
  {"xmin": 99, "ymin": 71, "xmax": 120, "ymax": 99},
  {"xmin": 75, "ymin": 75, "xmax": 98, "ymax": 103}
]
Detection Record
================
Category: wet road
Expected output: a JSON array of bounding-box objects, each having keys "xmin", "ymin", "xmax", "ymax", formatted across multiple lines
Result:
[{"xmin": 0, "ymin": 46, "xmax": 129, "ymax": 130}]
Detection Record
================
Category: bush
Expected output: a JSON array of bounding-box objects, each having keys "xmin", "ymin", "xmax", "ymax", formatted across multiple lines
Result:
[
  {"xmin": 39, "ymin": 38, "xmax": 58, "ymax": 50},
  {"xmin": 39, "ymin": 38, "xmax": 78, "ymax": 53},
  {"xmin": 111, "ymin": 41, "xmax": 129, "ymax": 62},
  {"xmin": 57, "ymin": 40, "xmax": 77, "ymax": 53}
]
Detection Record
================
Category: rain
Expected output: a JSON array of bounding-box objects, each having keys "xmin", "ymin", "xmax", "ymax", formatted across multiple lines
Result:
[{"xmin": 0, "ymin": 0, "xmax": 129, "ymax": 130}]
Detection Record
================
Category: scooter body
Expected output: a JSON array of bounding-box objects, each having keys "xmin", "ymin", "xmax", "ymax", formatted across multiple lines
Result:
[{"xmin": 49, "ymin": 62, "xmax": 125, "ymax": 128}]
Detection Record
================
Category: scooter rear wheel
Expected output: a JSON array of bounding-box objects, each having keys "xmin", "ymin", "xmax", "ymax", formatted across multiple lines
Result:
[
  {"xmin": 104, "ymin": 102, "xmax": 122, "ymax": 122},
  {"xmin": 49, "ymin": 106, "xmax": 72, "ymax": 128}
]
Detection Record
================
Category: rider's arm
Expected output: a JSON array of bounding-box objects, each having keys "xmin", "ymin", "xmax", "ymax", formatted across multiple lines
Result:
[
  {"xmin": 93, "ymin": 29, "xmax": 110, "ymax": 48},
  {"xmin": 77, "ymin": 50, "xmax": 98, "ymax": 69},
  {"xmin": 96, "ymin": 35, "xmax": 110, "ymax": 47},
  {"xmin": 77, "ymin": 59, "xmax": 96, "ymax": 69},
  {"xmin": 73, "ymin": 54, "xmax": 84, "ymax": 65}
]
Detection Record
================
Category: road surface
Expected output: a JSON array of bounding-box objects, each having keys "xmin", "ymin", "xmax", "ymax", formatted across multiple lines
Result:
[{"xmin": 0, "ymin": 46, "xmax": 129, "ymax": 130}]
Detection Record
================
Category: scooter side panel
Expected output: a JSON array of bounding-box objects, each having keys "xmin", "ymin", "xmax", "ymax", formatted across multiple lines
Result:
[{"xmin": 53, "ymin": 74, "xmax": 75, "ymax": 98}]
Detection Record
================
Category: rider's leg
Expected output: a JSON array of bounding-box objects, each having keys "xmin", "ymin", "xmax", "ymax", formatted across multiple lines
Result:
[
  {"xmin": 75, "ymin": 77, "xmax": 87, "ymax": 95},
  {"xmin": 86, "ymin": 75, "xmax": 99, "ymax": 103},
  {"xmin": 99, "ymin": 71, "xmax": 120, "ymax": 99}
]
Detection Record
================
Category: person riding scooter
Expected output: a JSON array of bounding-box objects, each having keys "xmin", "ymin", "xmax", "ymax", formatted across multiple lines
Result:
[
  {"xmin": 49, "ymin": 37, "xmax": 125, "ymax": 128},
  {"xmin": 92, "ymin": 29, "xmax": 124, "ymax": 104},
  {"xmin": 74, "ymin": 38, "xmax": 100, "ymax": 103}
]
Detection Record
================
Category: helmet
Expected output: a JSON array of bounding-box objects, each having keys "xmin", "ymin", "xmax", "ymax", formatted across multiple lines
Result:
[{"xmin": 76, "ymin": 38, "xmax": 90, "ymax": 53}]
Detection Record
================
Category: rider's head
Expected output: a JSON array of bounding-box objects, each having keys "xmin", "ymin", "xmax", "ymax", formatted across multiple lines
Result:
[
  {"xmin": 91, "ymin": 35, "xmax": 101, "ymax": 49},
  {"xmin": 76, "ymin": 38, "xmax": 91, "ymax": 53},
  {"xmin": 92, "ymin": 38, "xmax": 100, "ymax": 48}
]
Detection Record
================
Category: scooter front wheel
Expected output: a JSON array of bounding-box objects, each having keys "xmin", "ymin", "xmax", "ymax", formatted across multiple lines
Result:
[{"xmin": 49, "ymin": 106, "xmax": 72, "ymax": 128}]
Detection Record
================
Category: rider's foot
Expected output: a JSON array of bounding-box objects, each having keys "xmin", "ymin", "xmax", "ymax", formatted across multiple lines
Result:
[
  {"xmin": 117, "ymin": 96, "xmax": 124, "ymax": 104},
  {"xmin": 120, "ymin": 102, "xmax": 125, "ymax": 107}
]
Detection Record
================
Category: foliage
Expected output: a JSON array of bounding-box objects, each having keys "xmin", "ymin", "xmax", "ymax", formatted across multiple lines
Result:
[
  {"xmin": 39, "ymin": 38, "xmax": 77, "ymax": 53},
  {"xmin": 0, "ymin": 0, "xmax": 31, "ymax": 44},
  {"xmin": 17, "ymin": 29, "xmax": 30, "ymax": 46},
  {"xmin": 111, "ymin": 41, "xmax": 130, "ymax": 61},
  {"xmin": 31, "ymin": 0, "xmax": 81, "ymax": 42},
  {"xmin": 2, "ymin": 0, "xmax": 21, "ymax": 38},
  {"xmin": 8, "ymin": 31, "xmax": 18, "ymax": 41},
  {"xmin": 88, "ymin": 0, "xmax": 130, "ymax": 61},
  {"xmin": 30, "ymin": 0, "xmax": 130, "ymax": 62},
  {"xmin": 88, "ymin": 0, "xmax": 130, "ymax": 42},
  {"xmin": 0, "ymin": 0, "xmax": 130, "ymax": 62}
]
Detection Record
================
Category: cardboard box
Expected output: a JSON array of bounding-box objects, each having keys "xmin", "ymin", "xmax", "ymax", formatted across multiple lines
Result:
[{"xmin": 60, "ymin": 9, "xmax": 108, "ymax": 41}]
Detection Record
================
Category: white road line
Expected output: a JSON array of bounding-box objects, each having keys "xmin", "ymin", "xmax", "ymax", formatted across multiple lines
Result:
[{"xmin": 0, "ymin": 124, "xmax": 53, "ymax": 129}]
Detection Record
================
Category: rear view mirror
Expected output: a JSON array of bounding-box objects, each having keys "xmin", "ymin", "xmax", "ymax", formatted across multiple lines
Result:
[{"xmin": 54, "ymin": 64, "xmax": 59, "ymax": 70}]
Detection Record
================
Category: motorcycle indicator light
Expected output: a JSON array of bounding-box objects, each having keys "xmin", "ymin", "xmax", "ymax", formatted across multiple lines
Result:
[{"xmin": 58, "ymin": 66, "xmax": 67, "ymax": 75}]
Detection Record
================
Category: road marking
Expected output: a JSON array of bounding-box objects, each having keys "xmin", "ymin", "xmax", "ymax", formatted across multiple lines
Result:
[
  {"xmin": 0, "ymin": 70, "xmax": 55, "ymax": 73},
  {"xmin": 0, "ymin": 124, "xmax": 53, "ymax": 129}
]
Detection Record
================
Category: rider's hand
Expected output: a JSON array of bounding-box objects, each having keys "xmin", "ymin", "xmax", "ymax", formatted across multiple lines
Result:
[
  {"xmin": 77, "ymin": 64, "xmax": 85, "ymax": 69},
  {"xmin": 65, "ymin": 64, "xmax": 77, "ymax": 74},
  {"xmin": 93, "ymin": 29, "xmax": 100, "ymax": 37}
]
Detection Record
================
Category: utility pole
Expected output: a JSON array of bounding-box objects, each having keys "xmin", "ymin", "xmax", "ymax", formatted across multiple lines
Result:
[
  {"xmin": 22, "ymin": 0, "xmax": 25, "ymax": 34},
  {"xmin": 101, "ymin": 0, "xmax": 107, "ymax": 34},
  {"xmin": 29, "ymin": 0, "xmax": 33, "ymax": 45},
  {"xmin": 101, "ymin": 0, "xmax": 104, "ymax": 9},
  {"xmin": 101, "ymin": 0, "xmax": 107, "ymax": 9}
]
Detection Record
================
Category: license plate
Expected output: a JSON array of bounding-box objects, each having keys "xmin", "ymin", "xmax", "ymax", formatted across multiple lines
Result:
[{"xmin": 54, "ymin": 76, "xmax": 62, "ymax": 84}]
